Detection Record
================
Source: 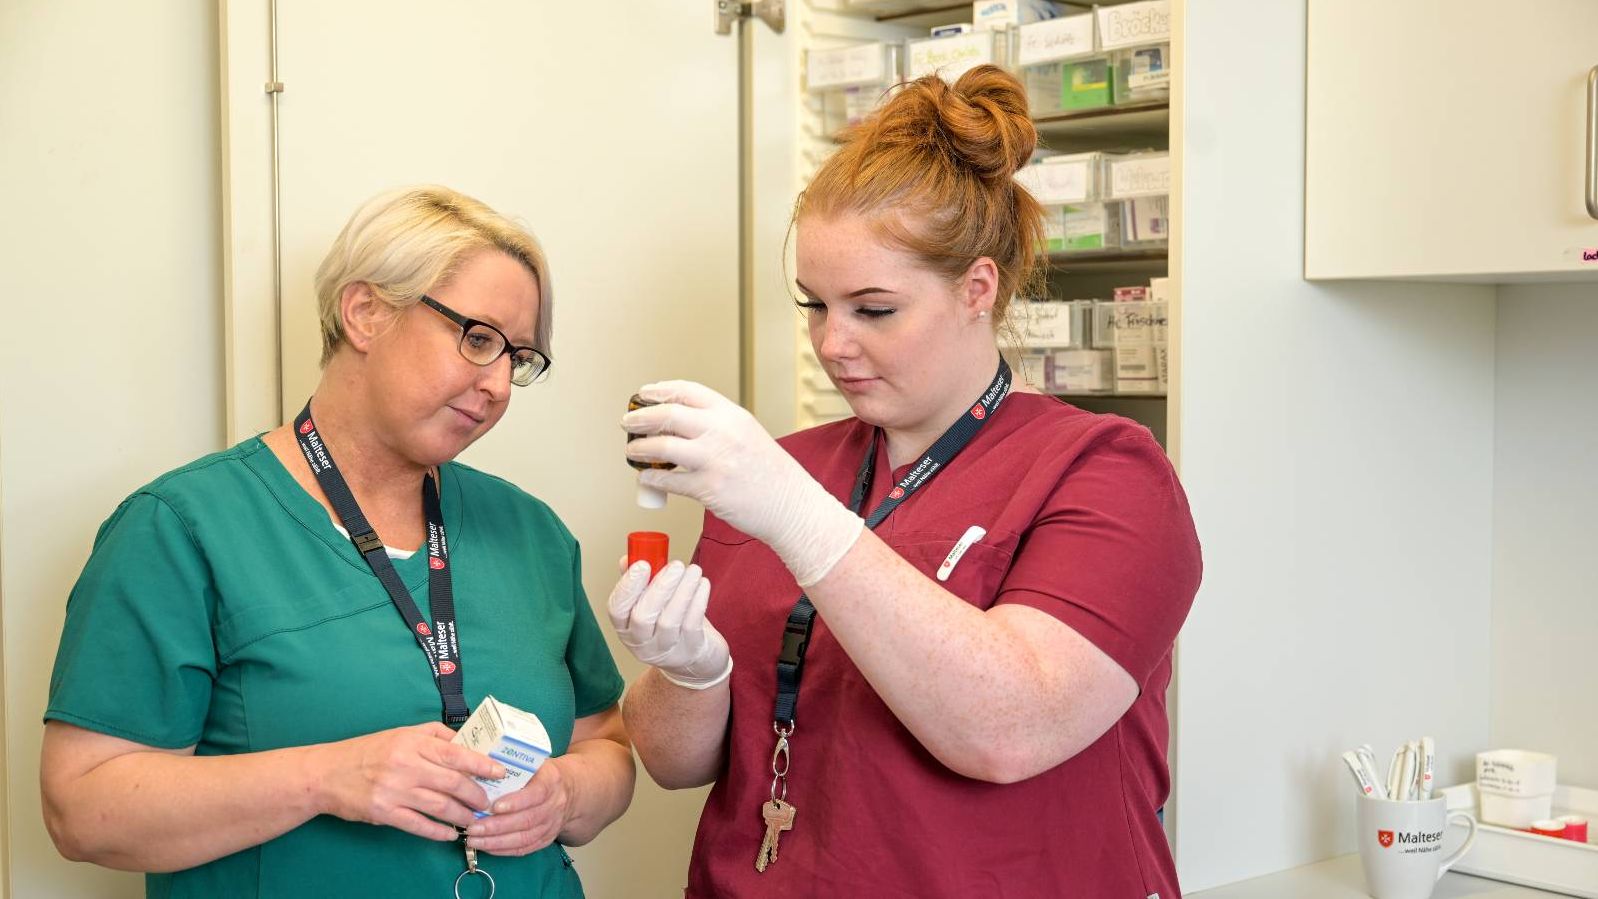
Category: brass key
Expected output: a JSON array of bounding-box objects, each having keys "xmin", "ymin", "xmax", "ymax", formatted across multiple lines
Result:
[{"xmin": 755, "ymin": 799, "xmax": 796, "ymax": 873}]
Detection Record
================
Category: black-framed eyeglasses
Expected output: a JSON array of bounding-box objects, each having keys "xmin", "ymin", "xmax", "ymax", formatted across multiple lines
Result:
[{"xmin": 419, "ymin": 295, "xmax": 550, "ymax": 387}]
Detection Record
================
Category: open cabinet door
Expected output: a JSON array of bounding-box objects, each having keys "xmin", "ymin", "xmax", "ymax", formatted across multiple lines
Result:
[{"xmin": 222, "ymin": 3, "xmax": 743, "ymax": 893}]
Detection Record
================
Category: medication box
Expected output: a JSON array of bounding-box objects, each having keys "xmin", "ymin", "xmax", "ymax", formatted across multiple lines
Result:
[
  {"xmin": 1113, "ymin": 42, "xmax": 1170, "ymax": 103},
  {"xmin": 453, "ymin": 695, "xmax": 553, "ymax": 817},
  {"xmin": 1023, "ymin": 56, "xmax": 1113, "ymax": 114},
  {"xmin": 1048, "ymin": 348, "xmax": 1113, "ymax": 393},
  {"xmin": 973, "ymin": 0, "xmax": 1068, "ymax": 31},
  {"xmin": 1044, "ymin": 202, "xmax": 1121, "ymax": 253}
]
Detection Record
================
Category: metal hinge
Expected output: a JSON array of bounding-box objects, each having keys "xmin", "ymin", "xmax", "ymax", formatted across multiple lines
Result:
[{"xmin": 714, "ymin": 0, "xmax": 784, "ymax": 35}]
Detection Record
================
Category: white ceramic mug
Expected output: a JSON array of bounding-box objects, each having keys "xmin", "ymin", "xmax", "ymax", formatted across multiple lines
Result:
[{"xmin": 1357, "ymin": 795, "xmax": 1477, "ymax": 899}]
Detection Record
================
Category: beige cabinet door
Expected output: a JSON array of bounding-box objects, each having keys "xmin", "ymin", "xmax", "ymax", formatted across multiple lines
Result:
[
  {"xmin": 222, "ymin": 3, "xmax": 743, "ymax": 895},
  {"xmin": 1306, "ymin": 0, "xmax": 1598, "ymax": 280}
]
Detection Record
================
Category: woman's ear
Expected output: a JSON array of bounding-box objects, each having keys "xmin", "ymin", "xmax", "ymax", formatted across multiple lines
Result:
[
  {"xmin": 961, "ymin": 257, "xmax": 999, "ymax": 323},
  {"xmin": 339, "ymin": 283, "xmax": 395, "ymax": 353}
]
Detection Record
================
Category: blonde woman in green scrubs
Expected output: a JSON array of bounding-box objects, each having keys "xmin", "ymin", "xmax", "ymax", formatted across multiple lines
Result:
[{"xmin": 39, "ymin": 186, "xmax": 633, "ymax": 898}]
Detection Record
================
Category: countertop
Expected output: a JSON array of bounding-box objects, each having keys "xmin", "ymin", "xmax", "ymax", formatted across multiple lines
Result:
[{"xmin": 1189, "ymin": 853, "xmax": 1568, "ymax": 898}]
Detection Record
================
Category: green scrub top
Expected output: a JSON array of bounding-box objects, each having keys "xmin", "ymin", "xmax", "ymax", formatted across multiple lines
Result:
[{"xmin": 45, "ymin": 437, "xmax": 625, "ymax": 898}]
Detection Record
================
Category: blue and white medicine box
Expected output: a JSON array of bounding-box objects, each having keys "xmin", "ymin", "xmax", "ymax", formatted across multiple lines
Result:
[
  {"xmin": 973, "ymin": 0, "xmax": 1068, "ymax": 32},
  {"xmin": 453, "ymin": 695, "xmax": 553, "ymax": 816}
]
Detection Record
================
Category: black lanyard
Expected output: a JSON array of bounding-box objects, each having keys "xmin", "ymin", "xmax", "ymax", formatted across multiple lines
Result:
[
  {"xmin": 772, "ymin": 358, "xmax": 1011, "ymax": 728},
  {"xmin": 293, "ymin": 402, "xmax": 470, "ymax": 728}
]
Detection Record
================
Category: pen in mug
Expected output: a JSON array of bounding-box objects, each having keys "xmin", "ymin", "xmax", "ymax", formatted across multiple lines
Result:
[
  {"xmin": 1387, "ymin": 746, "xmax": 1404, "ymax": 800},
  {"xmin": 1396, "ymin": 741, "xmax": 1418, "ymax": 802},
  {"xmin": 1419, "ymin": 736, "xmax": 1435, "ymax": 801},
  {"xmin": 1357, "ymin": 744, "xmax": 1387, "ymax": 800},
  {"xmin": 1342, "ymin": 750, "xmax": 1380, "ymax": 797}
]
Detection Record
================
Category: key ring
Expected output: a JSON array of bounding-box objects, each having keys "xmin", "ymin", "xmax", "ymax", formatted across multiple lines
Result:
[
  {"xmin": 454, "ymin": 837, "xmax": 495, "ymax": 899},
  {"xmin": 453, "ymin": 867, "xmax": 495, "ymax": 899}
]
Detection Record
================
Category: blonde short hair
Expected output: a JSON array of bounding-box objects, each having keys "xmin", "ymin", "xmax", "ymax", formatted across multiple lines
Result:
[{"xmin": 313, "ymin": 185, "xmax": 553, "ymax": 366}]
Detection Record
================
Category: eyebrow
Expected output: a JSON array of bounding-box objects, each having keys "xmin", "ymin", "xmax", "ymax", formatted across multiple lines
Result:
[
  {"xmin": 793, "ymin": 280, "xmax": 896, "ymax": 299},
  {"xmin": 474, "ymin": 312, "xmax": 535, "ymax": 348}
]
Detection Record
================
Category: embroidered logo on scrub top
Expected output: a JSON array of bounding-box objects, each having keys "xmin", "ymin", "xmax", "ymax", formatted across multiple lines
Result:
[
  {"xmin": 970, "ymin": 404, "xmax": 986, "ymax": 420},
  {"xmin": 416, "ymin": 622, "xmax": 432, "ymax": 637},
  {"xmin": 429, "ymin": 557, "xmax": 446, "ymax": 570},
  {"xmin": 299, "ymin": 419, "xmax": 315, "ymax": 435}
]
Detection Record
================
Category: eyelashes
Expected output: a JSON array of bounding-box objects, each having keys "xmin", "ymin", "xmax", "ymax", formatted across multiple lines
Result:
[{"xmin": 794, "ymin": 300, "xmax": 895, "ymax": 318}]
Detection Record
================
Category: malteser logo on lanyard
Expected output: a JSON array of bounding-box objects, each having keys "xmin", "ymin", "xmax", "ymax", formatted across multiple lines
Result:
[
  {"xmin": 438, "ymin": 661, "xmax": 457, "ymax": 676},
  {"xmin": 889, "ymin": 487, "xmax": 906, "ymax": 500},
  {"xmin": 970, "ymin": 404, "xmax": 986, "ymax": 420},
  {"xmin": 429, "ymin": 557, "xmax": 446, "ymax": 570},
  {"xmin": 416, "ymin": 622, "xmax": 432, "ymax": 637},
  {"xmin": 298, "ymin": 420, "xmax": 314, "ymax": 435}
]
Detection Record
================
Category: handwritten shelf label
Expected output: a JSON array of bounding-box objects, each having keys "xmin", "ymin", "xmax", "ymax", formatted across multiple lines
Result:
[
  {"xmin": 1017, "ymin": 15, "xmax": 1095, "ymax": 67},
  {"xmin": 908, "ymin": 33, "xmax": 996, "ymax": 82},
  {"xmin": 1097, "ymin": 0, "xmax": 1171, "ymax": 52},
  {"xmin": 1109, "ymin": 154, "xmax": 1171, "ymax": 198},
  {"xmin": 1015, "ymin": 158, "xmax": 1093, "ymax": 205},
  {"xmin": 806, "ymin": 44, "xmax": 889, "ymax": 91}
]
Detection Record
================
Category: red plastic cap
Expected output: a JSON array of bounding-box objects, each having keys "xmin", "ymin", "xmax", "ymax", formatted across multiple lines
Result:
[{"xmin": 627, "ymin": 531, "xmax": 670, "ymax": 577}]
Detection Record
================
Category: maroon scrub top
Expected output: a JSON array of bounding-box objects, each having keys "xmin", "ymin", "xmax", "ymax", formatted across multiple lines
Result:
[{"xmin": 684, "ymin": 393, "xmax": 1202, "ymax": 899}]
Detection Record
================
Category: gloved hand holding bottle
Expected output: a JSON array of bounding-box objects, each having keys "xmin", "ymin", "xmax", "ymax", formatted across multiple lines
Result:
[
  {"xmin": 619, "ymin": 380, "xmax": 864, "ymax": 587},
  {"xmin": 606, "ymin": 560, "xmax": 732, "ymax": 690}
]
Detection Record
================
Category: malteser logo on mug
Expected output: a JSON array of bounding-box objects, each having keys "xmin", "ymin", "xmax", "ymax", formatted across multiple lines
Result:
[{"xmin": 1378, "ymin": 830, "xmax": 1394, "ymax": 848}]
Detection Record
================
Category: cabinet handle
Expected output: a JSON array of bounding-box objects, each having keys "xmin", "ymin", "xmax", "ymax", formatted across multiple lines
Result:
[{"xmin": 1588, "ymin": 65, "xmax": 1598, "ymax": 219}]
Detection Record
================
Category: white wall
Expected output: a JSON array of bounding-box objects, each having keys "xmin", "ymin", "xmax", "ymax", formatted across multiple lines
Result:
[
  {"xmin": 751, "ymin": 19, "xmax": 800, "ymax": 436},
  {"xmin": 1173, "ymin": 0, "xmax": 1498, "ymax": 889},
  {"xmin": 0, "ymin": 2, "xmax": 225, "ymax": 896},
  {"xmin": 1491, "ymin": 284, "xmax": 1598, "ymax": 788}
]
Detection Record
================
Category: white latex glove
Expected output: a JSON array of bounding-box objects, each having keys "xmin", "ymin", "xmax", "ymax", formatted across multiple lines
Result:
[
  {"xmin": 621, "ymin": 380, "xmax": 864, "ymax": 587},
  {"xmin": 607, "ymin": 560, "xmax": 732, "ymax": 690}
]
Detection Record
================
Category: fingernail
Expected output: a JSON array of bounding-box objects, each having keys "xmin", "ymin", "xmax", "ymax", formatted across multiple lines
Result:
[
  {"xmin": 493, "ymin": 801, "xmax": 509, "ymax": 814},
  {"xmin": 467, "ymin": 823, "xmax": 485, "ymax": 836},
  {"xmin": 492, "ymin": 766, "xmax": 507, "ymax": 779}
]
